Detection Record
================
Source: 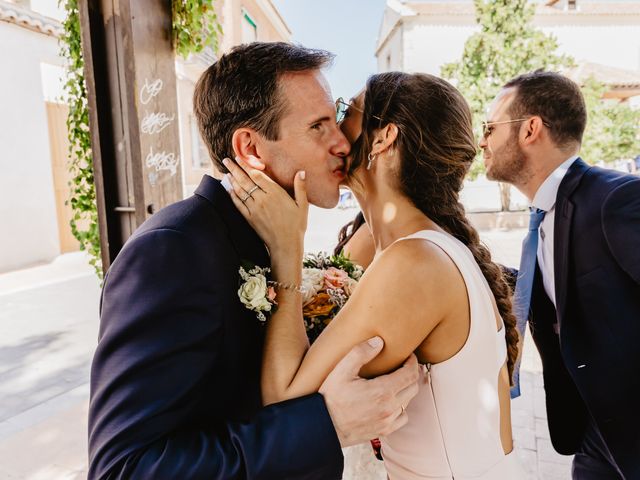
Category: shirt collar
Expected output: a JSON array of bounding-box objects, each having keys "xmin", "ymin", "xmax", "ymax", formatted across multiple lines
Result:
[
  {"xmin": 531, "ymin": 155, "xmax": 579, "ymax": 212},
  {"xmin": 221, "ymin": 174, "xmax": 232, "ymax": 194}
]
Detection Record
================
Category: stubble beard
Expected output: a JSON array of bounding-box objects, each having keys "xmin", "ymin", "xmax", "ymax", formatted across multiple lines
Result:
[{"xmin": 487, "ymin": 134, "xmax": 531, "ymax": 187}]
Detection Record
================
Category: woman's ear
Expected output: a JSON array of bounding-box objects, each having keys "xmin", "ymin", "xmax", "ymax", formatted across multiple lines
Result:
[
  {"xmin": 231, "ymin": 128, "xmax": 266, "ymax": 170},
  {"xmin": 371, "ymin": 123, "xmax": 399, "ymax": 156}
]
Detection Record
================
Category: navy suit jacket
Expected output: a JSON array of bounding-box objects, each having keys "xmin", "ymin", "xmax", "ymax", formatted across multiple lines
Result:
[
  {"xmin": 528, "ymin": 158, "xmax": 640, "ymax": 476},
  {"xmin": 88, "ymin": 176, "xmax": 343, "ymax": 479}
]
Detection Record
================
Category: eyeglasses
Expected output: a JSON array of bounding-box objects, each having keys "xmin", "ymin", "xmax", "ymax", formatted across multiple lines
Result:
[
  {"xmin": 335, "ymin": 97, "xmax": 382, "ymax": 124},
  {"xmin": 481, "ymin": 117, "xmax": 550, "ymax": 140}
]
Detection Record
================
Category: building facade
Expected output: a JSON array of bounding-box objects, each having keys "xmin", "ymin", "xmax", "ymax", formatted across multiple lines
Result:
[{"xmin": 376, "ymin": 0, "xmax": 640, "ymax": 86}]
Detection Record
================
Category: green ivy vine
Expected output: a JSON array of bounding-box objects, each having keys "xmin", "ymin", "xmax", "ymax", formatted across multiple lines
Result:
[
  {"xmin": 59, "ymin": 0, "xmax": 222, "ymax": 279},
  {"xmin": 59, "ymin": 0, "xmax": 102, "ymax": 279}
]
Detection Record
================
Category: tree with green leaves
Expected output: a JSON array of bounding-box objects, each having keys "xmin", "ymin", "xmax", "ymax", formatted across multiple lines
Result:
[
  {"xmin": 441, "ymin": 0, "xmax": 572, "ymax": 210},
  {"xmin": 580, "ymin": 78, "xmax": 640, "ymax": 166}
]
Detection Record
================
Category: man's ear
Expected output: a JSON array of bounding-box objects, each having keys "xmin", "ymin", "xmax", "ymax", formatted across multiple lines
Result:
[
  {"xmin": 371, "ymin": 123, "xmax": 399, "ymax": 156},
  {"xmin": 231, "ymin": 128, "xmax": 266, "ymax": 170},
  {"xmin": 521, "ymin": 116, "xmax": 545, "ymax": 146}
]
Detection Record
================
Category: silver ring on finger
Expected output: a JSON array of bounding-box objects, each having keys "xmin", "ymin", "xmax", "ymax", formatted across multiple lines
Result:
[
  {"xmin": 247, "ymin": 185, "xmax": 260, "ymax": 197},
  {"xmin": 241, "ymin": 193, "xmax": 252, "ymax": 203}
]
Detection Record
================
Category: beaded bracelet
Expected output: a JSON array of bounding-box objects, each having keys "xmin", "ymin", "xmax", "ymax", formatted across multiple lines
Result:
[{"xmin": 268, "ymin": 280, "xmax": 307, "ymax": 294}]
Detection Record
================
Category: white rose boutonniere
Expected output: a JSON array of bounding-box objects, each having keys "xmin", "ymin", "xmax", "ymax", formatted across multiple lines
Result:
[{"xmin": 238, "ymin": 264, "xmax": 277, "ymax": 322}]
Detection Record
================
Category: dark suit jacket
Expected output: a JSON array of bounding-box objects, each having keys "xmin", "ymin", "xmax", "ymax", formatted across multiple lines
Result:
[
  {"xmin": 528, "ymin": 158, "xmax": 640, "ymax": 477},
  {"xmin": 88, "ymin": 176, "xmax": 343, "ymax": 479}
]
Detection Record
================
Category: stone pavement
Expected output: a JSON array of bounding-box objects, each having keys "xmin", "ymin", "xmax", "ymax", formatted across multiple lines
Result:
[{"xmin": 0, "ymin": 208, "xmax": 573, "ymax": 479}]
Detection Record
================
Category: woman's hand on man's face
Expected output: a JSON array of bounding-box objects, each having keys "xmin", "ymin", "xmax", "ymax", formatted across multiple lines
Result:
[{"xmin": 223, "ymin": 156, "xmax": 308, "ymax": 257}]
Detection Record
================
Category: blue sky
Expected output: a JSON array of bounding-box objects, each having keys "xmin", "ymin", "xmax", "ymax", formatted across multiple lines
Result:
[{"xmin": 272, "ymin": 0, "xmax": 387, "ymax": 100}]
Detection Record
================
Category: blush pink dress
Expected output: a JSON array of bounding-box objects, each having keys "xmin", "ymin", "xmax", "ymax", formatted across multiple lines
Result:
[{"xmin": 380, "ymin": 230, "xmax": 526, "ymax": 479}]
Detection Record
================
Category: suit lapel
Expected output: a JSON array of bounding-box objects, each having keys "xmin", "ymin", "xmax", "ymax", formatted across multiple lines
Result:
[
  {"xmin": 554, "ymin": 158, "xmax": 589, "ymax": 327},
  {"xmin": 194, "ymin": 175, "xmax": 270, "ymax": 268}
]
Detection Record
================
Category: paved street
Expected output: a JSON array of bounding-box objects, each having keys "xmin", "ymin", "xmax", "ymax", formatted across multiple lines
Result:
[{"xmin": 0, "ymin": 206, "xmax": 572, "ymax": 479}]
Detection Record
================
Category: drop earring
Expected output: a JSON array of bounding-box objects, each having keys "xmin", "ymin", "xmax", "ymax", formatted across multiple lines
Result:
[{"xmin": 366, "ymin": 152, "xmax": 377, "ymax": 170}]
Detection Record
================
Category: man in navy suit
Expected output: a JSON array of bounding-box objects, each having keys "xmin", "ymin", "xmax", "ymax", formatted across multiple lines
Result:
[
  {"xmin": 88, "ymin": 42, "xmax": 420, "ymax": 479},
  {"xmin": 480, "ymin": 71, "xmax": 640, "ymax": 479}
]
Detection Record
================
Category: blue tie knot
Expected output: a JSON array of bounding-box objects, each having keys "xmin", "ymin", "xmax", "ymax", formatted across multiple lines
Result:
[{"xmin": 528, "ymin": 207, "xmax": 546, "ymax": 231}]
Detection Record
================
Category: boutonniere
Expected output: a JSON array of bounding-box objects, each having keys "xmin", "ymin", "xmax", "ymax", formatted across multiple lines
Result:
[{"xmin": 238, "ymin": 262, "xmax": 277, "ymax": 322}]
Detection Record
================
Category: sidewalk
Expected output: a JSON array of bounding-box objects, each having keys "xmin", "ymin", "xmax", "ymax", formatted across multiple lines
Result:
[
  {"xmin": 0, "ymin": 253, "xmax": 98, "ymax": 480},
  {"xmin": 0, "ymin": 213, "xmax": 573, "ymax": 479}
]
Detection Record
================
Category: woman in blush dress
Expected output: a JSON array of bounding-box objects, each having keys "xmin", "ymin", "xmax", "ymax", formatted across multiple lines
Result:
[{"xmin": 225, "ymin": 72, "xmax": 526, "ymax": 479}]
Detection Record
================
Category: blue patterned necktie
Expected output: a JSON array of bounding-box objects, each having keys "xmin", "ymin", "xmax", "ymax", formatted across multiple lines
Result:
[{"xmin": 510, "ymin": 207, "xmax": 546, "ymax": 399}]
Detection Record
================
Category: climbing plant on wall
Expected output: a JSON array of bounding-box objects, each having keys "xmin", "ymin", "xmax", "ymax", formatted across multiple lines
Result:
[
  {"xmin": 59, "ymin": 0, "xmax": 101, "ymax": 278},
  {"xmin": 59, "ymin": 0, "xmax": 222, "ymax": 280}
]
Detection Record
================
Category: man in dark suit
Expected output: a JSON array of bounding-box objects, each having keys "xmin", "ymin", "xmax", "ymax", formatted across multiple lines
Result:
[
  {"xmin": 480, "ymin": 71, "xmax": 640, "ymax": 479},
  {"xmin": 88, "ymin": 42, "xmax": 420, "ymax": 479}
]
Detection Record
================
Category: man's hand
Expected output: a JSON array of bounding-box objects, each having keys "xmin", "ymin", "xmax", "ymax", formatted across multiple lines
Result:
[{"xmin": 319, "ymin": 337, "xmax": 420, "ymax": 447}]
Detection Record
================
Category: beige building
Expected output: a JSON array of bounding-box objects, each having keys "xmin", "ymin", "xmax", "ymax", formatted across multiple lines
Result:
[{"xmin": 0, "ymin": 0, "xmax": 290, "ymax": 273}]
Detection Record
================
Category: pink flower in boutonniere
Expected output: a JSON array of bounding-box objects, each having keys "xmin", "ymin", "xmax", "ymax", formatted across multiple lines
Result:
[{"xmin": 267, "ymin": 286, "xmax": 277, "ymax": 304}]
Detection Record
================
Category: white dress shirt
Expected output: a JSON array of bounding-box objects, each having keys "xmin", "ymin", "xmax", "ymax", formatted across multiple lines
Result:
[
  {"xmin": 221, "ymin": 174, "xmax": 232, "ymax": 194},
  {"xmin": 531, "ymin": 155, "xmax": 579, "ymax": 307}
]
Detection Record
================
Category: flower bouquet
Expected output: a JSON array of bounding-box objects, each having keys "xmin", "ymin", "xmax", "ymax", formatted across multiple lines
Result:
[{"xmin": 301, "ymin": 252, "xmax": 364, "ymax": 343}]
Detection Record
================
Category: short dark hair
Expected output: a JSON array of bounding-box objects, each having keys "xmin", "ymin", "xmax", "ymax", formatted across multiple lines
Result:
[
  {"xmin": 193, "ymin": 42, "xmax": 334, "ymax": 172},
  {"xmin": 504, "ymin": 70, "xmax": 587, "ymax": 148}
]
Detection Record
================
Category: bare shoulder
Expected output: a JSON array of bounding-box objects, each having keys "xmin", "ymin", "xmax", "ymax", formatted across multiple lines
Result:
[
  {"xmin": 326, "ymin": 233, "xmax": 465, "ymax": 376},
  {"xmin": 363, "ymin": 234, "xmax": 461, "ymax": 296}
]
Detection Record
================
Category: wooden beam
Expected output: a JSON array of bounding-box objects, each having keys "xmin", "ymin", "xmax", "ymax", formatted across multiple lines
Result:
[{"xmin": 79, "ymin": 0, "xmax": 183, "ymax": 273}]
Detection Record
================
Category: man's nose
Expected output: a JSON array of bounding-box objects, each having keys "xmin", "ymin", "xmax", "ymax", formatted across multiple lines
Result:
[
  {"xmin": 478, "ymin": 136, "xmax": 488, "ymax": 150},
  {"xmin": 331, "ymin": 126, "xmax": 351, "ymax": 157}
]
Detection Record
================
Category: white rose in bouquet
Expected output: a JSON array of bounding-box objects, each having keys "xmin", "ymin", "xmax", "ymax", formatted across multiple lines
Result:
[{"xmin": 301, "ymin": 268, "xmax": 325, "ymax": 305}]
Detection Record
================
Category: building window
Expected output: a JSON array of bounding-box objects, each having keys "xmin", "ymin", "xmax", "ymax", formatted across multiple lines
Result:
[
  {"xmin": 190, "ymin": 116, "xmax": 210, "ymax": 169},
  {"xmin": 241, "ymin": 9, "xmax": 258, "ymax": 43}
]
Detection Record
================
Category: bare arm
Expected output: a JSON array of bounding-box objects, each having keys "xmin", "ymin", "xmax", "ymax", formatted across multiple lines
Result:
[
  {"xmin": 223, "ymin": 157, "xmax": 423, "ymax": 447},
  {"xmin": 262, "ymin": 239, "xmax": 455, "ymax": 403}
]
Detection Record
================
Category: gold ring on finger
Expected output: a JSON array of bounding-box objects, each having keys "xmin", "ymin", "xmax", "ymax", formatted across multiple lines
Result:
[
  {"xmin": 401, "ymin": 404, "xmax": 406, "ymax": 415},
  {"xmin": 241, "ymin": 193, "xmax": 251, "ymax": 203}
]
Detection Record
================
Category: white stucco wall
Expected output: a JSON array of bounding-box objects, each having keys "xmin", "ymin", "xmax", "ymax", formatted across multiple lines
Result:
[
  {"xmin": 380, "ymin": 10, "xmax": 640, "ymax": 75},
  {"xmin": 402, "ymin": 19, "xmax": 478, "ymax": 75},
  {"xmin": 0, "ymin": 22, "xmax": 63, "ymax": 272},
  {"xmin": 377, "ymin": 24, "xmax": 404, "ymax": 72},
  {"xmin": 540, "ymin": 24, "xmax": 640, "ymax": 70}
]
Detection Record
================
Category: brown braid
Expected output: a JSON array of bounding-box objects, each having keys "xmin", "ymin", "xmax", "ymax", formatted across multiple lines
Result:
[
  {"xmin": 434, "ymin": 205, "xmax": 520, "ymax": 384},
  {"xmin": 350, "ymin": 72, "xmax": 520, "ymax": 384}
]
